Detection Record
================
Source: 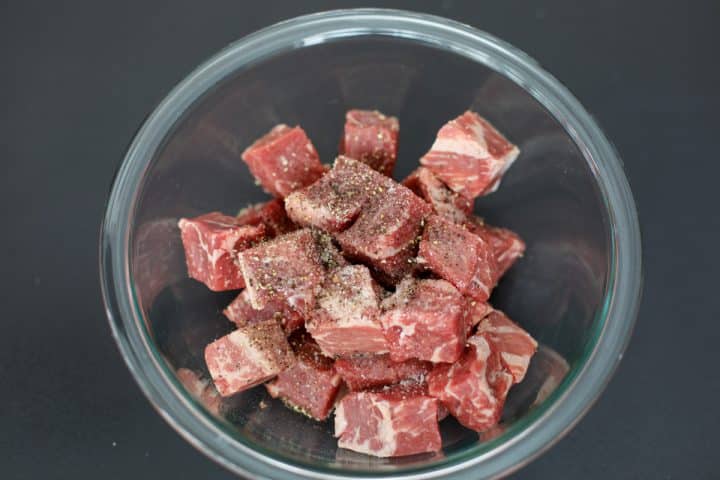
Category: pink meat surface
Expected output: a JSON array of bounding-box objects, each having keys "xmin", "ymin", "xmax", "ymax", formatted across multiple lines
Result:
[
  {"xmin": 334, "ymin": 354, "xmax": 432, "ymax": 391},
  {"xmin": 403, "ymin": 167, "xmax": 472, "ymax": 223},
  {"xmin": 241, "ymin": 124, "xmax": 325, "ymax": 198},
  {"xmin": 476, "ymin": 311, "xmax": 537, "ymax": 383},
  {"xmin": 427, "ymin": 334, "xmax": 511, "ymax": 432},
  {"xmin": 224, "ymin": 289, "xmax": 304, "ymax": 333},
  {"xmin": 336, "ymin": 182, "xmax": 431, "ymax": 283},
  {"xmin": 238, "ymin": 229, "xmax": 325, "ymax": 316},
  {"xmin": 465, "ymin": 217, "xmax": 526, "ymax": 282},
  {"xmin": 380, "ymin": 277, "xmax": 467, "ymax": 363},
  {"xmin": 265, "ymin": 331, "xmax": 342, "ymax": 420},
  {"xmin": 178, "ymin": 212, "xmax": 266, "ymax": 291},
  {"xmin": 334, "ymin": 384, "xmax": 442, "ymax": 457},
  {"xmin": 176, "ymin": 368, "xmax": 222, "ymax": 415},
  {"xmin": 284, "ymin": 156, "xmax": 389, "ymax": 232},
  {"xmin": 204, "ymin": 320, "xmax": 295, "ymax": 397},
  {"xmin": 236, "ymin": 199, "xmax": 297, "ymax": 238},
  {"xmin": 340, "ymin": 109, "xmax": 399, "ymax": 176},
  {"xmin": 420, "ymin": 111, "xmax": 519, "ymax": 199},
  {"xmin": 465, "ymin": 300, "xmax": 493, "ymax": 336},
  {"xmin": 418, "ymin": 215, "xmax": 497, "ymax": 301},
  {"xmin": 306, "ymin": 265, "xmax": 388, "ymax": 356}
]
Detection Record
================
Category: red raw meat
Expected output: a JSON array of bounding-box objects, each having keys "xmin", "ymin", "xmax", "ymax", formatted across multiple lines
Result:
[
  {"xmin": 334, "ymin": 384, "xmax": 441, "ymax": 457},
  {"xmin": 224, "ymin": 289, "xmax": 304, "ymax": 333},
  {"xmin": 403, "ymin": 167, "xmax": 472, "ymax": 223},
  {"xmin": 420, "ymin": 111, "xmax": 519, "ymax": 199},
  {"xmin": 418, "ymin": 214, "xmax": 497, "ymax": 301},
  {"xmin": 178, "ymin": 212, "xmax": 266, "ymax": 291},
  {"xmin": 176, "ymin": 368, "xmax": 222, "ymax": 415},
  {"xmin": 339, "ymin": 109, "xmax": 399, "ymax": 176},
  {"xmin": 242, "ymin": 124, "xmax": 325, "ymax": 198},
  {"xmin": 313, "ymin": 229, "xmax": 350, "ymax": 272},
  {"xmin": 334, "ymin": 354, "xmax": 431, "ymax": 391},
  {"xmin": 238, "ymin": 229, "xmax": 325, "ymax": 316},
  {"xmin": 306, "ymin": 265, "xmax": 388, "ymax": 356},
  {"xmin": 477, "ymin": 311, "xmax": 537, "ymax": 383},
  {"xmin": 336, "ymin": 182, "xmax": 431, "ymax": 283},
  {"xmin": 427, "ymin": 334, "xmax": 512, "ymax": 432},
  {"xmin": 465, "ymin": 300, "xmax": 493, "ymax": 336},
  {"xmin": 380, "ymin": 277, "xmax": 467, "ymax": 363},
  {"xmin": 265, "ymin": 331, "xmax": 342, "ymax": 420},
  {"xmin": 285, "ymin": 155, "xmax": 395, "ymax": 232},
  {"xmin": 236, "ymin": 199, "xmax": 296, "ymax": 237},
  {"xmin": 465, "ymin": 217, "xmax": 526, "ymax": 281},
  {"xmin": 204, "ymin": 320, "xmax": 295, "ymax": 397}
]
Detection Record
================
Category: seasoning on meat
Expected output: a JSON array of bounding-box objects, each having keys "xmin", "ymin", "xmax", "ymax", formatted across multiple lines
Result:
[
  {"xmin": 178, "ymin": 212, "xmax": 266, "ymax": 291},
  {"xmin": 380, "ymin": 277, "xmax": 467, "ymax": 363},
  {"xmin": 236, "ymin": 198, "xmax": 297, "ymax": 238},
  {"xmin": 420, "ymin": 111, "xmax": 519, "ymax": 199},
  {"xmin": 224, "ymin": 289, "xmax": 304, "ymax": 333},
  {"xmin": 241, "ymin": 124, "xmax": 325, "ymax": 198},
  {"xmin": 334, "ymin": 354, "xmax": 431, "ymax": 391},
  {"xmin": 339, "ymin": 109, "xmax": 399, "ymax": 176},
  {"xmin": 403, "ymin": 167, "xmax": 472, "ymax": 223},
  {"xmin": 204, "ymin": 320, "xmax": 295, "ymax": 397}
]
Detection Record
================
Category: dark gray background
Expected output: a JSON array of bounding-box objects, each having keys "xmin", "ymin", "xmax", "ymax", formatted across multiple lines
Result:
[{"xmin": 2, "ymin": 1, "xmax": 718, "ymax": 478}]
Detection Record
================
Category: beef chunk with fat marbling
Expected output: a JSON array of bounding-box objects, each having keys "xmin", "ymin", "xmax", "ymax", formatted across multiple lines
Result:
[
  {"xmin": 476, "ymin": 310, "xmax": 537, "ymax": 383},
  {"xmin": 178, "ymin": 212, "xmax": 266, "ymax": 291},
  {"xmin": 339, "ymin": 109, "xmax": 399, "ymax": 176},
  {"xmin": 204, "ymin": 320, "xmax": 295, "ymax": 397},
  {"xmin": 464, "ymin": 216, "xmax": 526, "ymax": 282},
  {"xmin": 265, "ymin": 331, "xmax": 342, "ymax": 420},
  {"xmin": 380, "ymin": 277, "xmax": 467, "ymax": 363},
  {"xmin": 334, "ymin": 354, "xmax": 431, "ymax": 391},
  {"xmin": 403, "ymin": 167, "xmax": 472, "ymax": 223},
  {"xmin": 241, "ymin": 124, "xmax": 325, "ymax": 198},
  {"xmin": 236, "ymin": 199, "xmax": 297, "ymax": 238},
  {"xmin": 420, "ymin": 111, "xmax": 519, "ymax": 199},
  {"xmin": 223, "ymin": 289, "xmax": 304, "ymax": 333}
]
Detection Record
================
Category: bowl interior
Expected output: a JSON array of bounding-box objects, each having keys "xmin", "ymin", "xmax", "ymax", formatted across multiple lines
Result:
[{"xmin": 129, "ymin": 35, "xmax": 609, "ymax": 473}]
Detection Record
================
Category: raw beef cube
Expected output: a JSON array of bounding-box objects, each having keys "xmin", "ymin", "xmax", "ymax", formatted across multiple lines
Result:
[
  {"xmin": 465, "ymin": 300, "xmax": 493, "ymax": 336},
  {"xmin": 334, "ymin": 354, "xmax": 431, "ymax": 391},
  {"xmin": 334, "ymin": 384, "xmax": 441, "ymax": 457},
  {"xmin": 265, "ymin": 331, "xmax": 342, "ymax": 420},
  {"xmin": 418, "ymin": 215, "xmax": 497, "ymax": 301},
  {"xmin": 285, "ymin": 156, "xmax": 393, "ymax": 232},
  {"xmin": 336, "ymin": 182, "xmax": 431, "ymax": 283},
  {"xmin": 420, "ymin": 111, "xmax": 520, "ymax": 199},
  {"xmin": 465, "ymin": 217, "xmax": 526, "ymax": 281},
  {"xmin": 176, "ymin": 368, "xmax": 223, "ymax": 415},
  {"xmin": 427, "ymin": 334, "xmax": 512, "ymax": 432},
  {"xmin": 313, "ymin": 229, "xmax": 350, "ymax": 272},
  {"xmin": 242, "ymin": 124, "xmax": 325, "ymax": 198},
  {"xmin": 380, "ymin": 278, "xmax": 467, "ymax": 363},
  {"xmin": 339, "ymin": 109, "xmax": 399, "ymax": 175},
  {"xmin": 178, "ymin": 212, "xmax": 266, "ymax": 291},
  {"xmin": 238, "ymin": 229, "xmax": 325, "ymax": 316},
  {"xmin": 477, "ymin": 311, "xmax": 537, "ymax": 383},
  {"xmin": 306, "ymin": 265, "xmax": 388, "ymax": 356},
  {"xmin": 236, "ymin": 199, "xmax": 296, "ymax": 237},
  {"xmin": 224, "ymin": 289, "xmax": 304, "ymax": 333},
  {"xmin": 403, "ymin": 167, "xmax": 472, "ymax": 223},
  {"xmin": 204, "ymin": 320, "xmax": 295, "ymax": 397}
]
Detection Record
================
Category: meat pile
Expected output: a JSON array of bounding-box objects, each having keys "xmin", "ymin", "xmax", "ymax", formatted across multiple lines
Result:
[{"xmin": 177, "ymin": 110, "xmax": 537, "ymax": 458}]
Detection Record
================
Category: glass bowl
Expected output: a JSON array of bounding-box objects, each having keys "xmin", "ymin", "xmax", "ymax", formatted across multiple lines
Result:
[{"xmin": 100, "ymin": 9, "xmax": 642, "ymax": 479}]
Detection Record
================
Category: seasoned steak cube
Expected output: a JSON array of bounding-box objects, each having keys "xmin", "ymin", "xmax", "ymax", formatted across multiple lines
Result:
[
  {"xmin": 339, "ymin": 109, "xmax": 399, "ymax": 175},
  {"xmin": 336, "ymin": 183, "xmax": 431, "ymax": 283},
  {"xmin": 403, "ymin": 167, "xmax": 472, "ymax": 223},
  {"xmin": 420, "ymin": 111, "xmax": 519, "ymax": 199},
  {"xmin": 236, "ymin": 199, "xmax": 296, "ymax": 238},
  {"xmin": 265, "ymin": 331, "xmax": 342, "ymax": 420},
  {"xmin": 204, "ymin": 320, "xmax": 295, "ymax": 397},
  {"xmin": 465, "ymin": 300, "xmax": 493, "ymax": 336},
  {"xmin": 284, "ymin": 156, "xmax": 391, "ymax": 232},
  {"xmin": 477, "ymin": 311, "xmax": 537, "ymax": 383},
  {"xmin": 427, "ymin": 334, "xmax": 512, "ymax": 432},
  {"xmin": 178, "ymin": 212, "xmax": 266, "ymax": 291},
  {"xmin": 465, "ymin": 217, "xmax": 526, "ymax": 282},
  {"xmin": 334, "ymin": 384, "xmax": 441, "ymax": 457},
  {"xmin": 176, "ymin": 368, "xmax": 222, "ymax": 415},
  {"xmin": 334, "ymin": 354, "xmax": 431, "ymax": 391},
  {"xmin": 380, "ymin": 278, "xmax": 467, "ymax": 363},
  {"xmin": 241, "ymin": 124, "xmax": 325, "ymax": 198},
  {"xmin": 312, "ymin": 229, "xmax": 350, "ymax": 272},
  {"xmin": 224, "ymin": 289, "xmax": 304, "ymax": 333},
  {"xmin": 306, "ymin": 265, "xmax": 388, "ymax": 356},
  {"xmin": 418, "ymin": 215, "xmax": 497, "ymax": 301},
  {"xmin": 238, "ymin": 229, "xmax": 325, "ymax": 316}
]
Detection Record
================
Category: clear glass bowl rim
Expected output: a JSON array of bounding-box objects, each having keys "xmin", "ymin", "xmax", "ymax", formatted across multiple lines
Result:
[{"xmin": 99, "ymin": 8, "xmax": 642, "ymax": 480}]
